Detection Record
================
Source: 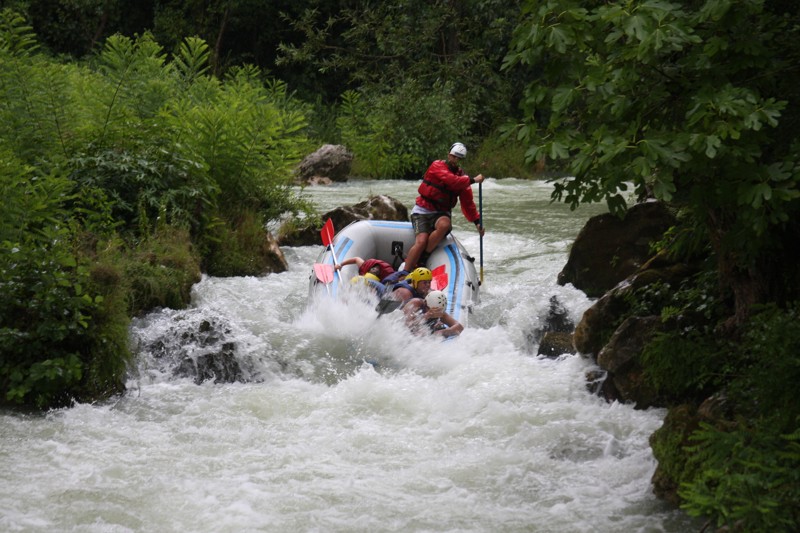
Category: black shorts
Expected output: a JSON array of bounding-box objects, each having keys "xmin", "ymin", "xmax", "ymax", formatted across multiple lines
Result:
[{"xmin": 411, "ymin": 212, "xmax": 450, "ymax": 235}]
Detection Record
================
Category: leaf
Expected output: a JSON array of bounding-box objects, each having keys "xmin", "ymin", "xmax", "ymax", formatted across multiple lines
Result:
[
  {"xmin": 652, "ymin": 179, "xmax": 676, "ymax": 201},
  {"xmin": 705, "ymin": 135, "xmax": 721, "ymax": 158},
  {"xmin": 548, "ymin": 141, "xmax": 569, "ymax": 160},
  {"xmin": 551, "ymin": 87, "xmax": 575, "ymax": 112},
  {"xmin": 546, "ymin": 25, "xmax": 571, "ymax": 54}
]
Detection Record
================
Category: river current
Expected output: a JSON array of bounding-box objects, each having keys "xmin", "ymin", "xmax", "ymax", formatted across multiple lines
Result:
[{"xmin": 1, "ymin": 179, "xmax": 700, "ymax": 532}]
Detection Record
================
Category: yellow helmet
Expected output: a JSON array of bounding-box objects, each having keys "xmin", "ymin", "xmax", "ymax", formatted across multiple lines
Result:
[
  {"xmin": 351, "ymin": 273, "xmax": 381, "ymax": 286},
  {"xmin": 406, "ymin": 267, "xmax": 432, "ymax": 289},
  {"xmin": 363, "ymin": 273, "xmax": 381, "ymax": 283}
]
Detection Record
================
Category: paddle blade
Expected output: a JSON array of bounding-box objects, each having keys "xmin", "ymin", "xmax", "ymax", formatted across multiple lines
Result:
[
  {"xmin": 375, "ymin": 297, "xmax": 402, "ymax": 316},
  {"xmin": 314, "ymin": 263, "xmax": 334, "ymax": 284},
  {"xmin": 431, "ymin": 264, "xmax": 448, "ymax": 290},
  {"xmin": 321, "ymin": 218, "xmax": 335, "ymax": 247}
]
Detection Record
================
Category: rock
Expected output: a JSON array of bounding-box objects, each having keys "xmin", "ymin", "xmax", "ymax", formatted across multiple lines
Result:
[
  {"xmin": 558, "ymin": 201, "xmax": 676, "ymax": 298},
  {"xmin": 259, "ymin": 230, "xmax": 288, "ymax": 273},
  {"xmin": 649, "ymin": 394, "xmax": 736, "ymax": 505},
  {"xmin": 573, "ymin": 286, "xmax": 631, "ymax": 355},
  {"xmin": 596, "ymin": 315, "xmax": 665, "ymax": 408},
  {"xmin": 649, "ymin": 404, "xmax": 699, "ymax": 506},
  {"xmin": 529, "ymin": 296, "xmax": 577, "ymax": 357},
  {"xmin": 573, "ymin": 259, "xmax": 695, "ymax": 356},
  {"xmin": 295, "ymin": 144, "xmax": 353, "ymax": 184},
  {"xmin": 537, "ymin": 331, "xmax": 576, "ymax": 357},
  {"xmin": 278, "ymin": 194, "xmax": 409, "ymax": 246}
]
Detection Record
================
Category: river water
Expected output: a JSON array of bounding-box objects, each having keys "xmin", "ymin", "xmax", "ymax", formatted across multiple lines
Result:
[{"xmin": 1, "ymin": 179, "xmax": 700, "ymax": 532}]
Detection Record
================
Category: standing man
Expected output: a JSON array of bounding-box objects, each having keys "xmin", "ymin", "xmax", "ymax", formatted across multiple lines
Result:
[{"xmin": 404, "ymin": 142, "xmax": 485, "ymax": 271}]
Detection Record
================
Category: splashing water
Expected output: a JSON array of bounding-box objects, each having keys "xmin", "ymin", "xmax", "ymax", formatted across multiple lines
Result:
[{"xmin": 0, "ymin": 179, "xmax": 701, "ymax": 532}]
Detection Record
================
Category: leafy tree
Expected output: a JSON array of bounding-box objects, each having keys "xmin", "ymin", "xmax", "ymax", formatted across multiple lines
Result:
[
  {"xmin": 336, "ymin": 80, "xmax": 472, "ymax": 178},
  {"xmin": 504, "ymin": 0, "xmax": 800, "ymax": 326},
  {"xmin": 275, "ymin": 0, "xmax": 524, "ymax": 175},
  {"xmin": 277, "ymin": 1, "xmax": 524, "ymax": 148}
]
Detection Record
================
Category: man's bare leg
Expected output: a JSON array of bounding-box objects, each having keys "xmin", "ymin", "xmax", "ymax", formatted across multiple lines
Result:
[
  {"xmin": 404, "ymin": 233, "xmax": 429, "ymax": 271},
  {"xmin": 425, "ymin": 216, "xmax": 452, "ymax": 254}
]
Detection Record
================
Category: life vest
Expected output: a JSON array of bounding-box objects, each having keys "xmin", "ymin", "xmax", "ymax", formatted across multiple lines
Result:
[
  {"xmin": 382, "ymin": 269, "xmax": 409, "ymax": 286},
  {"xmin": 391, "ymin": 280, "xmax": 422, "ymax": 299},
  {"xmin": 359, "ymin": 259, "xmax": 395, "ymax": 280},
  {"xmin": 366, "ymin": 279, "xmax": 386, "ymax": 297},
  {"xmin": 417, "ymin": 160, "xmax": 465, "ymax": 212}
]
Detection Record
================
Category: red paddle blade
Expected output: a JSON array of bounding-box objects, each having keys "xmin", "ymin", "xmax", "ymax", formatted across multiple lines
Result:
[
  {"xmin": 321, "ymin": 218, "xmax": 335, "ymax": 246},
  {"xmin": 431, "ymin": 264, "xmax": 448, "ymax": 290},
  {"xmin": 314, "ymin": 263, "xmax": 334, "ymax": 284}
]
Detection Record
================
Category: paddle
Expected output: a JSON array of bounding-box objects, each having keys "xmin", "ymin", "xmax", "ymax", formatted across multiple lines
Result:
[
  {"xmin": 320, "ymin": 218, "xmax": 343, "ymax": 283},
  {"xmin": 375, "ymin": 298, "xmax": 402, "ymax": 316},
  {"xmin": 431, "ymin": 264, "xmax": 448, "ymax": 291},
  {"xmin": 479, "ymin": 182, "xmax": 484, "ymax": 285},
  {"xmin": 313, "ymin": 263, "xmax": 334, "ymax": 295}
]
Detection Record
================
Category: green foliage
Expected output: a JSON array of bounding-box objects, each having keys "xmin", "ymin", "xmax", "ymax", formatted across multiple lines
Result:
[
  {"xmin": 642, "ymin": 330, "xmax": 725, "ymax": 402},
  {"xmin": 680, "ymin": 422, "xmax": 800, "ymax": 532},
  {"xmin": 472, "ymin": 133, "xmax": 540, "ymax": 179},
  {"xmin": 163, "ymin": 66, "xmax": 308, "ymax": 216},
  {"xmin": 632, "ymin": 270, "xmax": 727, "ymax": 400},
  {"xmin": 646, "ymin": 302, "xmax": 800, "ymax": 529},
  {"xmin": 0, "ymin": 15, "xmax": 313, "ymax": 409},
  {"xmin": 726, "ymin": 304, "xmax": 800, "ymax": 429},
  {"xmin": 122, "ymin": 227, "xmax": 202, "ymax": 315},
  {"xmin": 277, "ymin": 1, "xmax": 522, "ymax": 139},
  {"xmin": 0, "ymin": 8, "xmax": 38, "ymax": 55},
  {"xmin": 336, "ymin": 89, "xmax": 415, "ymax": 178},
  {"xmin": 0, "ymin": 156, "xmax": 117, "ymax": 408},
  {"xmin": 504, "ymin": 0, "xmax": 800, "ymax": 273},
  {"xmin": 336, "ymin": 81, "xmax": 473, "ymax": 179},
  {"xmin": 203, "ymin": 209, "xmax": 280, "ymax": 277}
]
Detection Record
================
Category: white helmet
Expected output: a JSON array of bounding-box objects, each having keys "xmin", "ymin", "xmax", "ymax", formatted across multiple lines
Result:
[
  {"xmin": 425, "ymin": 290, "xmax": 447, "ymax": 310},
  {"xmin": 449, "ymin": 142, "xmax": 467, "ymax": 159}
]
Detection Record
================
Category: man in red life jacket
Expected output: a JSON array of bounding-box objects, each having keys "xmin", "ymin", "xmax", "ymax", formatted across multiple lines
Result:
[{"xmin": 404, "ymin": 142, "xmax": 485, "ymax": 271}]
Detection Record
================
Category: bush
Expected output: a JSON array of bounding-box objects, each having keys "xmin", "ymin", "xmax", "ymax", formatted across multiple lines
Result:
[
  {"xmin": 649, "ymin": 304, "xmax": 800, "ymax": 531},
  {"xmin": 203, "ymin": 209, "xmax": 283, "ymax": 277},
  {"xmin": 0, "ymin": 162, "xmax": 125, "ymax": 408},
  {"xmin": 680, "ymin": 422, "xmax": 800, "ymax": 532},
  {"xmin": 472, "ymin": 133, "xmax": 541, "ymax": 179},
  {"xmin": 337, "ymin": 80, "xmax": 473, "ymax": 178}
]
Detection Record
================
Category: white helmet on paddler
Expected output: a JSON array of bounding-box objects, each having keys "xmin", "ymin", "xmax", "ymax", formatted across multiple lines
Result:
[
  {"xmin": 425, "ymin": 290, "xmax": 447, "ymax": 310},
  {"xmin": 449, "ymin": 142, "xmax": 467, "ymax": 159}
]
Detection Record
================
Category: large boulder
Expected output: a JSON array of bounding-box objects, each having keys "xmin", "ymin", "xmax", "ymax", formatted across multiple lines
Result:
[
  {"xmin": 278, "ymin": 194, "xmax": 409, "ymax": 247},
  {"xmin": 558, "ymin": 201, "xmax": 676, "ymax": 298},
  {"xmin": 137, "ymin": 312, "xmax": 248, "ymax": 384},
  {"xmin": 572, "ymin": 247, "xmax": 698, "ymax": 408},
  {"xmin": 323, "ymin": 194, "xmax": 409, "ymax": 232},
  {"xmin": 295, "ymin": 144, "xmax": 353, "ymax": 184},
  {"xmin": 573, "ymin": 258, "xmax": 696, "ymax": 355},
  {"xmin": 596, "ymin": 315, "xmax": 665, "ymax": 408}
]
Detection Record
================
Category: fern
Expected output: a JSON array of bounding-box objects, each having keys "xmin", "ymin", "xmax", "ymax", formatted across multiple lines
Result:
[
  {"xmin": 0, "ymin": 8, "xmax": 38, "ymax": 56},
  {"xmin": 174, "ymin": 36, "xmax": 211, "ymax": 87}
]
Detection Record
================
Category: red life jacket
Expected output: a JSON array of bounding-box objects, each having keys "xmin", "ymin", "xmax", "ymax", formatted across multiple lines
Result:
[
  {"xmin": 416, "ymin": 160, "xmax": 480, "ymax": 222},
  {"xmin": 359, "ymin": 259, "xmax": 395, "ymax": 280}
]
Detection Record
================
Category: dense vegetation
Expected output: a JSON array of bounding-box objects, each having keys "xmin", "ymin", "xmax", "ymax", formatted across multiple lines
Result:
[
  {"xmin": 505, "ymin": 1, "xmax": 800, "ymax": 530},
  {"xmin": 0, "ymin": 10, "xmax": 312, "ymax": 408},
  {"xmin": 2, "ymin": 1, "xmax": 800, "ymax": 529}
]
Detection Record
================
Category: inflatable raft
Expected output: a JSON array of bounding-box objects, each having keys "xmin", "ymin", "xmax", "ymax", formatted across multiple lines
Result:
[{"xmin": 308, "ymin": 219, "xmax": 480, "ymax": 326}]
